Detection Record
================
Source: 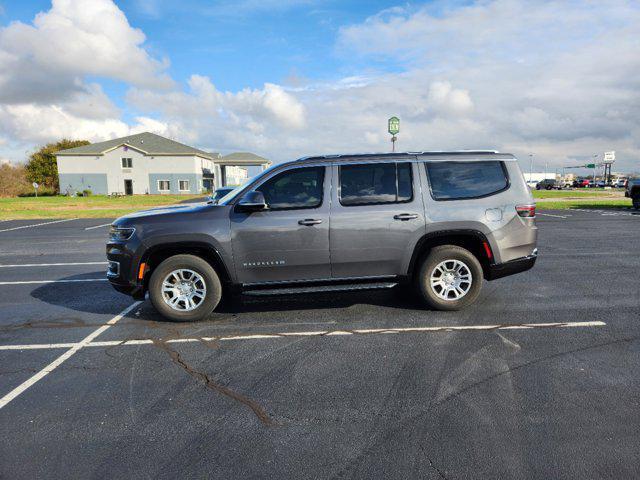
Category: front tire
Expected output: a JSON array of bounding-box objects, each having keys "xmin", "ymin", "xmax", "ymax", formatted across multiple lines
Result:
[
  {"xmin": 149, "ymin": 254, "xmax": 222, "ymax": 322},
  {"xmin": 417, "ymin": 245, "xmax": 483, "ymax": 311},
  {"xmin": 633, "ymin": 198, "xmax": 640, "ymax": 210}
]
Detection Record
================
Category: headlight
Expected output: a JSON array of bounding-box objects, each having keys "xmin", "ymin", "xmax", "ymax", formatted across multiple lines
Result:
[{"xmin": 109, "ymin": 226, "xmax": 135, "ymax": 241}]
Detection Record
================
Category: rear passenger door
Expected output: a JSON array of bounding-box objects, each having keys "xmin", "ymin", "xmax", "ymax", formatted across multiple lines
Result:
[{"xmin": 329, "ymin": 160, "xmax": 426, "ymax": 278}]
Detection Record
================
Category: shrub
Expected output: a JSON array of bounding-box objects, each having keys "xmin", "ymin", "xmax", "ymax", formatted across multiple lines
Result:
[
  {"xmin": 82, "ymin": 189, "xmax": 92, "ymax": 197},
  {"xmin": 0, "ymin": 163, "xmax": 32, "ymax": 197},
  {"xmin": 25, "ymin": 139, "xmax": 90, "ymax": 192}
]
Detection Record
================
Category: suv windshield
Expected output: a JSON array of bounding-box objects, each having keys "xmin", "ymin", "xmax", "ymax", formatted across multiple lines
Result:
[{"xmin": 217, "ymin": 164, "xmax": 281, "ymax": 205}]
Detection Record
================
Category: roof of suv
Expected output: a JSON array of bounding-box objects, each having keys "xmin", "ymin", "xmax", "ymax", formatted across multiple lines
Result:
[{"xmin": 295, "ymin": 151, "xmax": 516, "ymax": 164}]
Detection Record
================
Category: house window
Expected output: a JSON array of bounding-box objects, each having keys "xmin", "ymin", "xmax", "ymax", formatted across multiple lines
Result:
[
  {"xmin": 179, "ymin": 180, "xmax": 190, "ymax": 191},
  {"xmin": 121, "ymin": 158, "xmax": 133, "ymax": 169},
  {"xmin": 158, "ymin": 180, "xmax": 170, "ymax": 192}
]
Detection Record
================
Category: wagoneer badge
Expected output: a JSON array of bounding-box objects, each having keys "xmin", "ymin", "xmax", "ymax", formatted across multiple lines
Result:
[{"xmin": 243, "ymin": 260, "xmax": 286, "ymax": 267}]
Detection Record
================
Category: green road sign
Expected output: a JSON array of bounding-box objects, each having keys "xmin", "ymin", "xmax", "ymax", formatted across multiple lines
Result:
[
  {"xmin": 388, "ymin": 117, "xmax": 400, "ymax": 135},
  {"xmin": 585, "ymin": 163, "xmax": 596, "ymax": 168}
]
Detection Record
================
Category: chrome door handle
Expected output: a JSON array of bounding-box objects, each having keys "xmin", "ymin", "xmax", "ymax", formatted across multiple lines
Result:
[
  {"xmin": 393, "ymin": 213, "xmax": 418, "ymax": 221},
  {"xmin": 298, "ymin": 219, "xmax": 323, "ymax": 226}
]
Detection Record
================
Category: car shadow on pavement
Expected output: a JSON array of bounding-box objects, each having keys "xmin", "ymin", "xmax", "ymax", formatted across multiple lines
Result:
[{"xmin": 30, "ymin": 271, "xmax": 428, "ymax": 321}]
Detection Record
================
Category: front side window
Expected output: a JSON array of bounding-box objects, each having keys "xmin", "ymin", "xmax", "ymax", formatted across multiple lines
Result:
[
  {"xmin": 121, "ymin": 158, "xmax": 133, "ymax": 169},
  {"xmin": 256, "ymin": 166, "xmax": 324, "ymax": 210},
  {"xmin": 426, "ymin": 161, "xmax": 508, "ymax": 200},
  {"xmin": 179, "ymin": 180, "xmax": 190, "ymax": 191},
  {"xmin": 339, "ymin": 162, "xmax": 413, "ymax": 206},
  {"xmin": 158, "ymin": 180, "xmax": 170, "ymax": 191}
]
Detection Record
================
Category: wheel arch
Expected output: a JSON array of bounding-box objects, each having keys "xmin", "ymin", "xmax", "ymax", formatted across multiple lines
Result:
[
  {"xmin": 139, "ymin": 242, "xmax": 232, "ymax": 291},
  {"xmin": 407, "ymin": 230, "xmax": 494, "ymax": 281}
]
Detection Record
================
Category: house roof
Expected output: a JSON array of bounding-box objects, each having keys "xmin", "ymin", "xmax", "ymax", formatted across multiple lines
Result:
[
  {"xmin": 218, "ymin": 152, "xmax": 271, "ymax": 166},
  {"xmin": 55, "ymin": 132, "xmax": 214, "ymax": 159}
]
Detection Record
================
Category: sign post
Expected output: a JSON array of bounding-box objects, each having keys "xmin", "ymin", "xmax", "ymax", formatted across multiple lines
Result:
[
  {"xmin": 603, "ymin": 151, "xmax": 615, "ymax": 183},
  {"xmin": 32, "ymin": 182, "xmax": 39, "ymax": 198},
  {"xmin": 388, "ymin": 117, "xmax": 400, "ymax": 152}
]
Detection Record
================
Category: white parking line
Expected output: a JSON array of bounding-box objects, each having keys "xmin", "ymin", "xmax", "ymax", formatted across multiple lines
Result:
[
  {"xmin": 84, "ymin": 223, "xmax": 112, "ymax": 230},
  {"xmin": 0, "ymin": 218, "xmax": 77, "ymax": 233},
  {"xmin": 0, "ymin": 279, "xmax": 107, "ymax": 285},
  {"xmin": 538, "ymin": 213, "xmax": 569, "ymax": 218},
  {"xmin": 0, "ymin": 262, "xmax": 106, "ymax": 268},
  {"xmin": 0, "ymin": 321, "xmax": 606, "ymax": 351},
  {"xmin": 0, "ymin": 301, "xmax": 141, "ymax": 410}
]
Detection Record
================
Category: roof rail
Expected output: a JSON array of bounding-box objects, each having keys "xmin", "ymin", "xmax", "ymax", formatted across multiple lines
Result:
[{"xmin": 298, "ymin": 150, "xmax": 501, "ymax": 161}]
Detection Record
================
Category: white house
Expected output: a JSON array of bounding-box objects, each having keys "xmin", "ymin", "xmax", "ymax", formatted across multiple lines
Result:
[{"xmin": 55, "ymin": 132, "xmax": 270, "ymax": 195}]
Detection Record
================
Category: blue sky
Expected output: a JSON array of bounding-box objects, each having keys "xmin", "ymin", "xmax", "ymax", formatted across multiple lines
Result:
[
  {"xmin": 0, "ymin": 0, "xmax": 638, "ymax": 172},
  {"xmin": 3, "ymin": 0, "xmax": 412, "ymax": 112}
]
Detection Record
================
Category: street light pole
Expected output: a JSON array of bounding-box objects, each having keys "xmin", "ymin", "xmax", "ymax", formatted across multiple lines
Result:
[{"xmin": 529, "ymin": 153, "xmax": 533, "ymax": 184}]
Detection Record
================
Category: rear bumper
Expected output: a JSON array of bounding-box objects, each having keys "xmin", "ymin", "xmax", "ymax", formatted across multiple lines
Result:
[{"xmin": 486, "ymin": 250, "xmax": 537, "ymax": 280}]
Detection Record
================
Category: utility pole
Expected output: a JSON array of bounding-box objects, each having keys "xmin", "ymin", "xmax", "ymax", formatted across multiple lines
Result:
[{"xmin": 529, "ymin": 153, "xmax": 534, "ymax": 184}]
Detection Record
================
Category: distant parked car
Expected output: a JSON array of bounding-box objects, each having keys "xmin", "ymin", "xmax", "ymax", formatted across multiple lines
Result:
[
  {"xmin": 536, "ymin": 179, "xmax": 558, "ymax": 190},
  {"xmin": 574, "ymin": 179, "xmax": 590, "ymax": 188},
  {"xmin": 596, "ymin": 180, "xmax": 606, "ymax": 188},
  {"xmin": 614, "ymin": 179, "xmax": 627, "ymax": 188},
  {"xmin": 209, "ymin": 187, "xmax": 236, "ymax": 204},
  {"xmin": 625, "ymin": 179, "xmax": 640, "ymax": 210}
]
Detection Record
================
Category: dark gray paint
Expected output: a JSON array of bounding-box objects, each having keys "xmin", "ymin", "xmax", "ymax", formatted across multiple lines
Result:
[{"xmin": 111, "ymin": 152, "xmax": 537, "ymax": 291}]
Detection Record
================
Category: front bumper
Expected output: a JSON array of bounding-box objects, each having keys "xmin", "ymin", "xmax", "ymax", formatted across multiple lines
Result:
[
  {"xmin": 486, "ymin": 249, "xmax": 537, "ymax": 280},
  {"xmin": 106, "ymin": 239, "xmax": 146, "ymax": 299}
]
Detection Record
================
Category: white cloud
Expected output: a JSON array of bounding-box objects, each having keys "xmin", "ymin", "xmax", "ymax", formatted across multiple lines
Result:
[
  {"xmin": 122, "ymin": 0, "xmax": 640, "ymax": 170},
  {"xmin": 0, "ymin": 100, "xmax": 166, "ymax": 144},
  {"xmin": 127, "ymin": 75, "xmax": 306, "ymax": 154},
  {"xmin": 0, "ymin": 0, "xmax": 171, "ymax": 104},
  {"xmin": 1, "ymin": 0, "xmax": 640, "ymax": 173},
  {"xmin": 0, "ymin": 0, "xmax": 173, "ymax": 161}
]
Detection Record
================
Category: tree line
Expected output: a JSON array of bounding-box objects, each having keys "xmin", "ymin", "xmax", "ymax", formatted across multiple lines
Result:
[{"xmin": 0, "ymin": 139, "xmax": 89, "ymax": 197}]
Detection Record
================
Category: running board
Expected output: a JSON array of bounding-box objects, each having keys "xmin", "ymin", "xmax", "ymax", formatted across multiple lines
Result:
[{"xmin": 243, "ymin": 281, "xmax": 398, "ymax": 297}]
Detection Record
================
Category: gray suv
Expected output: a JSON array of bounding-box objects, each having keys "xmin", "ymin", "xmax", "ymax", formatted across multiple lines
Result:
[{"xmin": 107, "ymin": 151, "xmax": 538, "ymax": 321}]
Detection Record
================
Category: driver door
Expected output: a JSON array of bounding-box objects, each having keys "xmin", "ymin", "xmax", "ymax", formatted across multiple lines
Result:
[{"xmin": 230, "ymin": 164, "xmax": 331, "ymax": 284}]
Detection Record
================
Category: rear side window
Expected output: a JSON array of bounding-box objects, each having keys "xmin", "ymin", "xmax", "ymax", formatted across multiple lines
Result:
[
  {"xmin": 426, "ymin": 161, "xmax": 508, "ymax": 200},
  {"xmin": 340, "ymin": 162, "xmax": 413, "ymax": 206},
  {"xmin": 257, "ymin": 166, "xmax": 324, "ymax": 210}
]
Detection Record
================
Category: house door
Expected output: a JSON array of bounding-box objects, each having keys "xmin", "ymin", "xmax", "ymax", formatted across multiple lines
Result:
[{"xmin": 124, "ymin": 179, "xmax": 133, "ymax": 195}]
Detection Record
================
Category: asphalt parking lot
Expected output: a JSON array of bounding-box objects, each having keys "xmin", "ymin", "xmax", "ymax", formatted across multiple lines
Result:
[{"xmin": 1, "ymin": 210, "xmax": 639, "ymax": 479}]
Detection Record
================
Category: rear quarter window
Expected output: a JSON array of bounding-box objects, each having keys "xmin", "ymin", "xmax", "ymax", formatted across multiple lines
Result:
[{"xmin": 425, "ymin": 161, "xmax": 509, "ymax": 200}]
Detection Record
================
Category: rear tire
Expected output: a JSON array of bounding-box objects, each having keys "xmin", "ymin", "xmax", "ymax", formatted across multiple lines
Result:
[
  {"xmin": 416, "ymin": 245, "xmax": 483, "ymax": 311},
  {"xmin": 633, "ymin": 198, "xmax": 640, "ymax": 210},
  {"xmin": 149, "ymin": 254, "xmax": 222, "ymax": 322}
]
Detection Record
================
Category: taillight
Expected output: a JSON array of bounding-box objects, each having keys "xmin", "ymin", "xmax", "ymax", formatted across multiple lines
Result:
[{"xmin": 516, "ymin": 204, "xmax": 536, "ymax": 218}]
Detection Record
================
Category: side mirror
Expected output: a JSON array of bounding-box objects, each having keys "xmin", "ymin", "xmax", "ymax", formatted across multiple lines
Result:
[{"xmin": 236, "ymin": 190, "xmax": 267, "ymax": 212}]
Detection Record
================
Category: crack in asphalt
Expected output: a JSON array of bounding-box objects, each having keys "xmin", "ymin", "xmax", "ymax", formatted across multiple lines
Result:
[{"xmin": 151, "ymin": 339, "xmax": 275, "ymax": 426}]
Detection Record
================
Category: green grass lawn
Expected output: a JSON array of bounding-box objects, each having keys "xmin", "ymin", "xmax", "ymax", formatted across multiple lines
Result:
[
  {"xmin": 0, "ymin": 191, "xmax": 633, "ymax": 219},
  {"xmin": 532, "ymin": 188, "xmax": 632, "ymax": 210},
  {"xmin": 532, "ymin": 188, "xmax": 624, "ymax": 199},
  {"xmin": 0, "ymin": 194, "xmax": 205, "ymax": 220},
  {"xmin": 537, "ymin": 199, "xmax": 632, "ymax": 210}
]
